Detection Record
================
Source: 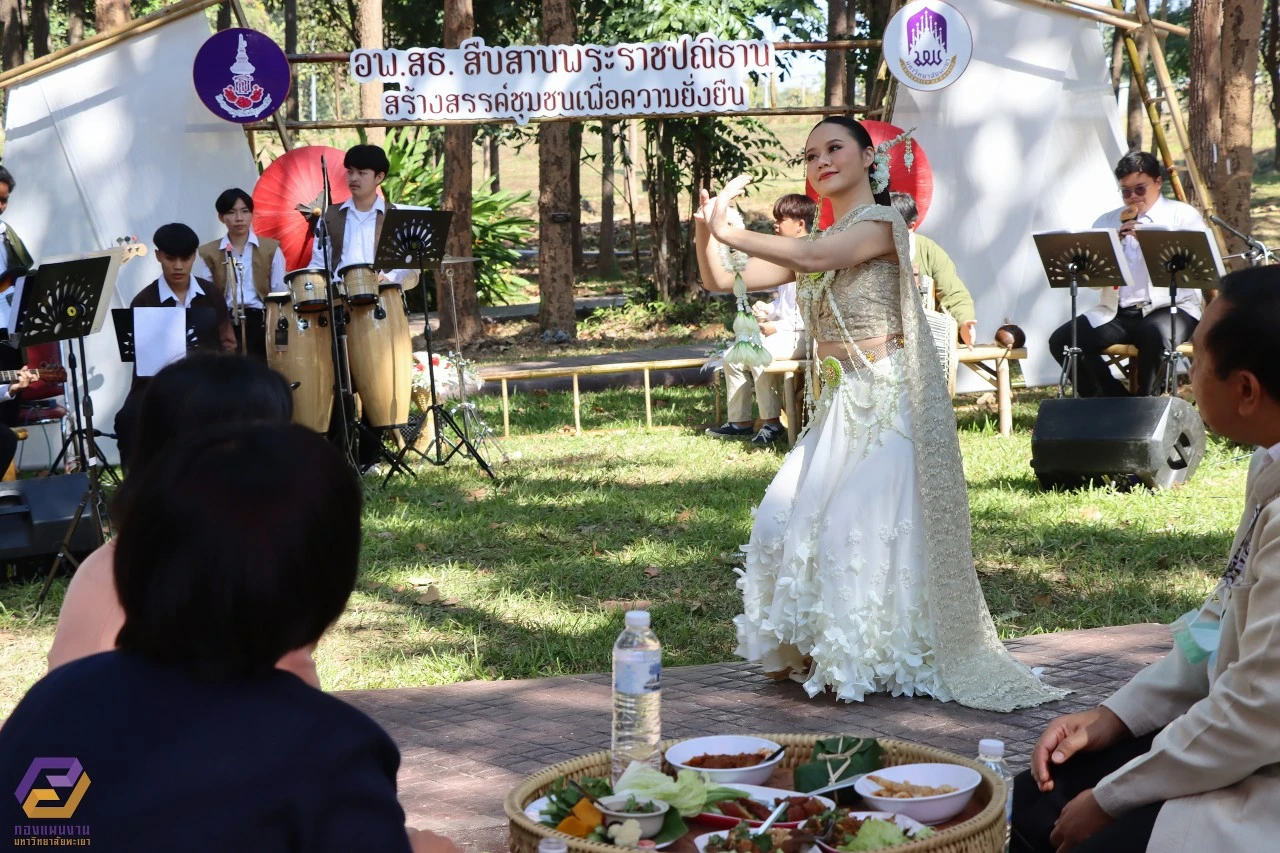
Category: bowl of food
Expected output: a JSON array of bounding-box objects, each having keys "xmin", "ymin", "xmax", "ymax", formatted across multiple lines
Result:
[
  {"xmin": 694, "ymin": 824, "xmax": 802, "ymax": 853},
  {"xmin": 665, "ymin": 735, "xmax": 784, "ymax": 785},
  {"xmin": 596, "ymin": 794, "xmax": 670, "ymax": 839},
  {"xmin": 852, "ymin": 763, "xmax": 981, "ymax": 825},
  {"xmin": 800, "ymin": 809, "xmax": 934, "ymax": 852}
]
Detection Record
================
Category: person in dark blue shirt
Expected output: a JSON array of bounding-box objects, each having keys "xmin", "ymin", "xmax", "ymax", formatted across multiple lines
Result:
[{"xmin": 1, "ymin": 424, "xmax": 420, "ymax": 852}]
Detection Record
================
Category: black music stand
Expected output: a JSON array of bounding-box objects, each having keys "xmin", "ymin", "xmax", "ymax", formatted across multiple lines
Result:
[
  {"xmin": 1133, "ymin": 229, "xmax": 1226, "ymax": 395},
  {"xmin": 374, "ymin": 210, "xmax": 494, "ymax": 482},
  {"xmin": 1033, "ymin": 229, "xmax": 1133, "ymax": 397},
  {"xmin": 19, "ymin": 252, "xmax": 121, "ymax": 610}
]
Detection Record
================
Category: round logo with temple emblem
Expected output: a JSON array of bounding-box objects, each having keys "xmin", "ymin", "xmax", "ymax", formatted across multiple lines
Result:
[
  {"xmin": 883, "ymin": 1, "xmax": 973, "ymax": 92},
  {"xmin": 193, "ymin": 28, "xmax": 291, "ymax": 123}
]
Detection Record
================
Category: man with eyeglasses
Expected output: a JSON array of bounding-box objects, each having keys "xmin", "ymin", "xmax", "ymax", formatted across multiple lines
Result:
[{"xmin": 1048, "ymin": 151, "xmax": 1209, "ymax": 397}]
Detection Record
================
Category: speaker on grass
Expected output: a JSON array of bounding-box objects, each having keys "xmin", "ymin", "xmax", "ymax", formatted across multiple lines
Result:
[
  {"xmin": 1030, "ymin": 397, "xmax": 1206, "ymax": 490},
  {"xmin": 0, "ymin": 473, "xmax": 103, "ymax": 581}
]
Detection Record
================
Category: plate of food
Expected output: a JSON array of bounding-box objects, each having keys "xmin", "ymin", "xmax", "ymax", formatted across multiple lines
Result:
[
  {"xmin": 525, "ymin": 777, "xmax": 683, "ymax": 850},
  {"xmin": 799, "ymin": 810, "xmax": 935, "ymax": 852},
  {"xmin": 697, "ymin": 784, "xmax": 835, "ymax": 829},
  {"xmin": 693, "ymin": 823, "xmax": 809, "ymax": 853}
]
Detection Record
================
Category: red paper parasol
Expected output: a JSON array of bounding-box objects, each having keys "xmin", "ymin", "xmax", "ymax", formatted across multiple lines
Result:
[
  {"xmin": 252, "ymin": 146, "xmax": 352, "ymax": 269},
  {"xmin": 805, "ymin": 119, "xmax": 934, "ymax": 231}
]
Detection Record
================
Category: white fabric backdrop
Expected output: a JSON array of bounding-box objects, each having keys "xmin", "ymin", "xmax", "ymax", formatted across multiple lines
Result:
[
  {"xmin": 3, "ymin": 10, "xmax": 260, "ymax": 467},
  {"xmin": 891, "ymin": 0, "xmax": 1125, "ymax": 389}
]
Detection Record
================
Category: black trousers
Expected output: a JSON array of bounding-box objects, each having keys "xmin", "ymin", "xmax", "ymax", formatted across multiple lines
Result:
[
  {"xmin": 233, "ymin": 307, "xmax": 267, "ymax": 362},
  {"xmin": 1048, "ymin": 306, "xmax": 1197, "ymax": 397},
  {"xmin": 1011, "ymin": 732, "xmax": 1162, "ymax": 853}
]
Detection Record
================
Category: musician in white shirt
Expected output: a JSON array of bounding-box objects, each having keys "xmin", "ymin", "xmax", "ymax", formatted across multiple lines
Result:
[
  {"xmin": 1048, "ymin": 152, "xmax": 1209, "ymax": 396},
  {"xmin": 307, "ymin": 144, "xmax": 408, "ymax": 288}
]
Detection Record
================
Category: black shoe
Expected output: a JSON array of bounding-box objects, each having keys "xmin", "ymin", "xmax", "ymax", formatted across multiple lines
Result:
[
  {"xmin": 706, "ymin": 422, "xmax": 754, "ymax": 439},
  {"xmin": 750, "ymin": 422, "xmax": 786, "ymax": 446}
]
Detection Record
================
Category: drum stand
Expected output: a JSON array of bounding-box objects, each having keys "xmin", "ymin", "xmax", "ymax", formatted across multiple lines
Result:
[{"xmin": 388, "ymin": 261, "xmax": 494, "ymax": 483}]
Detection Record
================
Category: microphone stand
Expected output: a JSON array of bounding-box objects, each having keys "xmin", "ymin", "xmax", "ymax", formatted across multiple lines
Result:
[
  {"xmin": 316, "ymin": 156, "xmax": 357, "ymax": 470},
  {"xmin": 224, "ymin": 247, "xmax": 246, "ymax": 356},
  {"xmin": 1209, "ymin": 214, "xmax": 1274, "ymax": 266}
]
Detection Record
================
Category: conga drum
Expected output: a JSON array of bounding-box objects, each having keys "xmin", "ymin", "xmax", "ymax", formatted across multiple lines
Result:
[
  {"xmin": 338, "ymin": 263, "xmax": 380, "ymax": 306},
  {"xmin": 265, "ymin": 292, "xmax": 334, "ymax": 433},
  {"xmin": 285, "ymin": 268, "xmax": 330, "ymax": 314},
  {"xmin": 346, "ymin": 288, "xmax": 411, "ymax": 428}
]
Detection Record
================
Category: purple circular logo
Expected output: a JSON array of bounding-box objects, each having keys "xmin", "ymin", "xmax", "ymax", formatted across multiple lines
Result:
[{"xmin": 193, "ymin": 28, "xmax": 290, "ymax": 123}]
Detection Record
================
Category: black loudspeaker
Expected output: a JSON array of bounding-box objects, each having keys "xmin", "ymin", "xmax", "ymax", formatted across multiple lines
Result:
[
  {"xmin": 0, "ymin": 474, "xmax": 103, "ymax": 580},
  {"xmin": 1031, "ymin": 397, "xmax": 1206, "ymax": 490}
]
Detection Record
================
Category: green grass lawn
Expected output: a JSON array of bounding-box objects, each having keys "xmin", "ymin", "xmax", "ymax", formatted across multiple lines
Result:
[{"xmin": 1, "ymin": 384, "xmax": 1243, "ymax": 716}]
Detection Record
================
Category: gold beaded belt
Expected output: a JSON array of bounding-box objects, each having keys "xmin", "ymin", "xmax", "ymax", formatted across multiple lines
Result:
[{"xmin": 819, "ymin": 336, "xmax": 906, "ymax": 390}]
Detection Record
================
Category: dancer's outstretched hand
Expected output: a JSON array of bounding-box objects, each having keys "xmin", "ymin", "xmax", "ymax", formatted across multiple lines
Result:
[
  {"xmin": 693, "ymin": 187, "xmax": 714, "ymax": 223},
  {"xmin": 706, "ymin": 174, "xmax": 753, "ymax": 240}
]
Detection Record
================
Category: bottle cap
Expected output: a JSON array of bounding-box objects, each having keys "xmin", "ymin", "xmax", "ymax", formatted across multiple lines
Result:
[
  {"xmin": 538, "ymin": 839, "xmax": 569, "ymax": 853},
  {"xmin": 978, "ymin": 738, "xmax": 1005, "ymax": 757},
  {"xmin": 625, "ymin": 610, "xmax": 651, "ymax": 628}
]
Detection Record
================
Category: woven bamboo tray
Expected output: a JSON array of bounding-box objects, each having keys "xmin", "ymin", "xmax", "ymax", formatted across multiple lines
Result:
[{"xmin": 505, "ymin": 734, "xmax": 1006, "ymax": 853}]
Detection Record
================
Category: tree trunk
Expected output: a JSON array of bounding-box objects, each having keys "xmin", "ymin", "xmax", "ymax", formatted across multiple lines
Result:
[
  {"xmin": 1125, "ymin": 29, "xmax": 1149, "ymax": 152},
  {"xmin": 94, "ymin": 0, "xmax": 130, "ymax": 32},
  {"xmin": 647, "ymin": 121, "xmax": 683, "ymax": 300},
  {"xmin": 1264, "ymin": 0, "xmax": 1280, "ymax": 169},
  {"xmin": 1190, "ymin": 0, "xmax": 1224, "ymax": 189},
  {"xmin": 570, "ymin": 122, "xmax": 584, "ymax": 272},
  {"xmin": 598, "ymin": 120, "xmax": 619, "ymax": 278},
  {"xmin": 216, "ymin": 2, "xmax": 230, "ymax": 30},
  {"xmin": 863, "ymin": 0, "xmax": 893, "ymax": 109},
  {"xmin": 538, "ymin": 0, "xmax": 577, "ymax": 336},
  {"xmin": 286, "ymin": 0, "xmax": 299, "ymax": 121},
  {"xmin": 825, "ymin": 0, "xmax": 849, "ymax": 107},
  {"xmin": 489, "ymin": 135, "xmax": 500, "ymax": 191},
  {"xmin": 1110, "ymin": 28, "xmax": 1124, "ymax": 96},
  {"xmin": 1217, "ymin": 0, "xmax": 1265, "ymax": 261},
  {"xmin": 359, "ymin": 0, "xmax": 385, "ymax": 145},
  {"xmin": 30, "ymin": 0, "xmax": 50, "ymax": 57},
  {"xmin": 1, "ymin": 0, "xmax": 24, "ymax": 71},
  {"xmin": 67, "ymin": 0, "xmax": 84, "ymax": 44},
  {"xmin": 440, "ymin": 0, "xmax": 482, "ymax": 344}
]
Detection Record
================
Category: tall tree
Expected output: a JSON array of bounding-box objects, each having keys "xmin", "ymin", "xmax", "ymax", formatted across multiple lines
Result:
[
  {"xmin": 95, "ymin": 0, "xmax": 130, "ymax": 32},
  {"xmin": 66, "ymin": 0, "xmax": 84, "ymax": 43},
  {"xmin": 1217, "ymin": 0, "xmax": 1265, "ymax": 248},
  {"xmin": 1125, "ymin": 28, "xmax": 1149, "ymax": 152},
  {"xmin": 1264, "ymin": 0, "xmax": 1280, "ymax": 168},
  {"xmin": 359, "ymin": 0, "xmax": 385, "ymax": 145},
  {"xmin": 1190, "ymin": 0, "xmax": 1223, "ymax": 190},
  {"xmin": 825, "ymin": 0, "xmax": 849, "ymax": 107},
  {"xmin": 1, "ymin": 0, "xmax": 24, "ymax": 71},
  {"xmin": 598, "ymin": 121, "xmax": 620, "ymax": 278},
  {"xmin": 440, "ymin": 0, "xmax": 483, "ymax": 344},
  {"xmin": 30, "ymin": 0, "xmax": 50, "ymax": 57},
  {"xmin": 538, "ymin": 0, "xmax": 577, "ymax": 337},
  {"xmin": 286, "ymin": 0, "xmax": 299, "ymax": 121}
]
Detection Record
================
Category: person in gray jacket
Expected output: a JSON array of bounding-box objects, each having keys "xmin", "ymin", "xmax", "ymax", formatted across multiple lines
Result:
[{"xmin": 1012, "ymin": 264, "xmax": 1280, "ymax": 853}]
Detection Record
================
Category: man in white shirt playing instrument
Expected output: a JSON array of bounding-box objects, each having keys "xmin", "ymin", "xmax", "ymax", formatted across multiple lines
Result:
[
  {"xmin": 194, "ymin": 188, "xmax": 287, "ymax": 362},
  {"xmin": 1047, "ymin": 152, "xmax": 1209, "ymax": 397},
  {"xmin": 308, "ymin": 144, "xmax": 411, "ymax": 290}
]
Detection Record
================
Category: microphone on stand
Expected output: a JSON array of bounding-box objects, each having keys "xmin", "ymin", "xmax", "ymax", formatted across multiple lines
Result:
[{"xmin": 1209, "ymin": 214, "xmax": 1269, "ymax": 264}]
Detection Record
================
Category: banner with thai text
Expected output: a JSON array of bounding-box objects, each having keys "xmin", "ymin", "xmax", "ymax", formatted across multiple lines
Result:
[{"xmin": 349, "ymin": 33, "xmax": 774, "ymax": 124}]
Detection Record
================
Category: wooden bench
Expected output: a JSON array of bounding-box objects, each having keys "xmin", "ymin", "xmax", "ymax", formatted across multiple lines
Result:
[
  {"xmin": 759, "ymin": 346, "xmax": 1027, "ymax": 444},
  {"xmin": 1101, "ymin": 343, "xmax": 1194, "ymax": 394}
]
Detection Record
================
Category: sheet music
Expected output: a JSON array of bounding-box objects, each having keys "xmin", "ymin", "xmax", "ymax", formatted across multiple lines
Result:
[{"xmin": 133, "ymin": 307, "xmax": 187, "ymax": 376}]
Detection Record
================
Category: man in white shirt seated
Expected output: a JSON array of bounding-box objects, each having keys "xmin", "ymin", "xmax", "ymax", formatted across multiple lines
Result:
[
  {"xmin": 307, "ymin": 144, "xmax": 409, "ymax": 290},
  {"xmin": 1048, "ymin": 152, "xmax": 1209, "ymax": 397}
]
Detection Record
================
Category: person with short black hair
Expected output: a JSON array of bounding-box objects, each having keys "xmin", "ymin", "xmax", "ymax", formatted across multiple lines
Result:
[
  {"xmin": 307, "ymin": 143, "xmax": 410, "ymax": 289},
  {"xmin": 889, "ymin": 191, "xmax": 977, "ymax": 346},
  {"xmin": 1047, "ymin": 151, "xmax": 1208, "ymax": 397},
  {"xmin": 1012, "ymin": 265, "xmax": 1280, "ymax": 853},
  {"xmin": 706, "ymin": 193, "xmax": 812, "ymax": 445},
  {"xmin": 192, "ymin": 188, "xmax": 287, "ymax": 361},
  {"xmin": 0, "ymin": 423, "xmax": 429, "ymax": 851},
  {"xmin": 113, "ymin": 223, "xmax": 236, "ymax": 467}
]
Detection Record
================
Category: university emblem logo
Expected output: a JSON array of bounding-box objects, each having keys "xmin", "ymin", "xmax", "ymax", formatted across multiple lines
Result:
[
  {"xmin": 193, "ymin": 28, "xmax": 291, "ymax": 124},
  {"xmin": 884, "ymin": 1, "xmax": 973, "ymax": 92}
]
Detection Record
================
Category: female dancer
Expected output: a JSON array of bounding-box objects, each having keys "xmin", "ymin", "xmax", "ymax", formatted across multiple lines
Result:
[{"xmin": 694, "ymin": 117, "xmax": 1066, "ymax": 711}]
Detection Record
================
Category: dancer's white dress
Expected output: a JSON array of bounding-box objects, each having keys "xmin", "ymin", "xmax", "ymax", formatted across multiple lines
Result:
[{"xmin": 733, "ymin": 205, "xmax": 1068, "ymax": 711}]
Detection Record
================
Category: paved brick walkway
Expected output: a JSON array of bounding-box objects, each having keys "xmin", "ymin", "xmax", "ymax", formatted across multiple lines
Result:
[{"xmin": 338, "ymin": 623, "xmax": 1170, "ymax": 852}]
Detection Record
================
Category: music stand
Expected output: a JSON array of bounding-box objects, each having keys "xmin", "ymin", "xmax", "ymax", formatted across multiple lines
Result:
[
  {"xmin": 1033, "ymin": 229, "xmax": 1133, "ymax": 397},
  {"xmin": 373, "ymin": 210, "xmax": 494, "ymax": 481},
  {"xmin": 1133, "ymin": 229, "xmax": 1226, "ymax": 395},
  {"xmin": 18, "ymin": 251, "xmax": 123, "ymax": 610}
]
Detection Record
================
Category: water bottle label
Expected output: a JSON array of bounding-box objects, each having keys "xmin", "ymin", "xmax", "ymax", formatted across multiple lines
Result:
[{"xmin": 614, "ymin": 651, "xmax": 661, "ymax": 694}]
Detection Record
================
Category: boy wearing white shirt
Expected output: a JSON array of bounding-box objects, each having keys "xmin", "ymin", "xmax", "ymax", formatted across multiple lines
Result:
[
  {"xmin": 307, "ymin": 144, "xmax": 408, "ymax": 289},
  {"xmin": 193, "ymin": 188, "xmax": 287, "ymax": 362},
  {"xmin": 1048, "ymin": 152, "xmax": 1208, "ymax": 397}
]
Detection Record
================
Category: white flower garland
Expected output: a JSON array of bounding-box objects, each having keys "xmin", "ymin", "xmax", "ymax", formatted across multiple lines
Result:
[
  {"xmin": 714, "ymin": 206, "xmax": 771, "ymax": 368},
  {"xmin": 870, "ymin": 127, "xmax": 917, "ymax": 194}
]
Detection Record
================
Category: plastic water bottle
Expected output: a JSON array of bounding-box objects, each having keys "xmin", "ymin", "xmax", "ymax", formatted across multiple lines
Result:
[
  {"xmin": 612, "ymin": 610, "xmax": 662, "ymax": 783},
  {"xmin": 978, "ymin": 739, "xmax": 1014, "ymax": 852}
]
